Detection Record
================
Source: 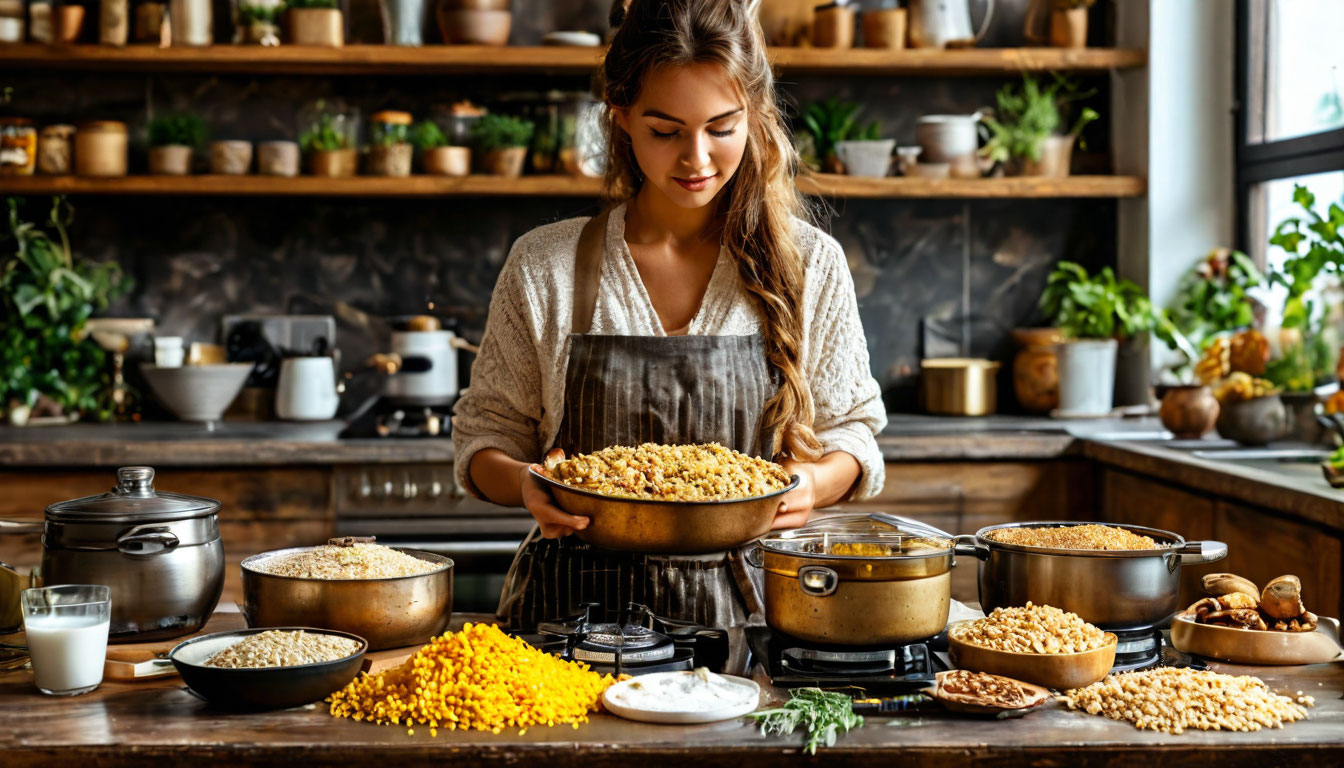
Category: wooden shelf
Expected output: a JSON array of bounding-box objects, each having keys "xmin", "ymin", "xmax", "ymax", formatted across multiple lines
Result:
[
  {"xmin": 0, "ymin": 44, "xmax": 1145, "ymax": 77},
  {"xmin": 0, "ymin": 174, "xmax": 1147, "ymax": 199}
]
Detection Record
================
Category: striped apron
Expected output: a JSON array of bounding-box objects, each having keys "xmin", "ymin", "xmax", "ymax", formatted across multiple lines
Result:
[{"xmin": 497, "ymin": 208, "xmax": 776, "ymax": 638}]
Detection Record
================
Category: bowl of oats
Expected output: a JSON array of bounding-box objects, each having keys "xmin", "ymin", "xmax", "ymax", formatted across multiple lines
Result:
[
  {"xmin": 168, "ymin": 627, "xmax": 366, "ymax": 709},
  {"xmin": 531, "ymin": 443, "xmax": 799, "ymax": 554},
  {"xmin": 948, "ymin": 603, "xmax": 1117, "ymax": 691}
]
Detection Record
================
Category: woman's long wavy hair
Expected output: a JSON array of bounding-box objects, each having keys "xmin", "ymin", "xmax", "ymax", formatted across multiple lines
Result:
[{"xmin": 600, "ymin": 0, "xmax": 823, "ymax": 462}]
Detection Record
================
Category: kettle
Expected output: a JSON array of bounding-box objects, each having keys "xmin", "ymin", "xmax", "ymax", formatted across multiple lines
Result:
[
  {"xmin": 908, "ymin": 0, "xmax": 995, "ymax": 49},
  {"xmin": 276, "ymin": 356, "xmax": 341, "ymax": 421}
]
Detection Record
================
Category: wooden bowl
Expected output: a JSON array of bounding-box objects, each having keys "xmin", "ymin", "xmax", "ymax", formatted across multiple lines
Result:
[
  {"xmin": 1170, "ymin": 613, "xmax": 1344, "ymax": 666},
  {"xmin": 948, "ymin": 623, "xmax": 1117, "ymax": 691},
  {"xmin": 922, "ymin": 670, "xmax": 1051, "ymax": 718}
]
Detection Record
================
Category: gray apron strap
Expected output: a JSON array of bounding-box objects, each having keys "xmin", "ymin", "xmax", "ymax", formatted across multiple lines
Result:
[{"xmin": 571, "ymin": 208, "xmax": 610, "ymax": 336}]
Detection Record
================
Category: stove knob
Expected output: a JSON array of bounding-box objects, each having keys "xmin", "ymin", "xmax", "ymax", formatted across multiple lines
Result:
[
  {"xmin": 378, "ymin": 479, "xmax": 394, "ymax": 499},
  {"xmin": 428, "ymin": 480, "xmax": 444, "ymax": 499},
  {"xmin": 356, "ymin": 473, "xmax": 372, "ymax": 500},
  {"xmin": 401, "ymin": 476, "xmax": 418, "ymax": 500}
]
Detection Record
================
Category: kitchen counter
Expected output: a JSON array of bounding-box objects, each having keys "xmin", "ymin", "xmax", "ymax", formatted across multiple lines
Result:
[{"xmin": 2, "ymin": 612, "xmax": 1342, "ymax": 768}]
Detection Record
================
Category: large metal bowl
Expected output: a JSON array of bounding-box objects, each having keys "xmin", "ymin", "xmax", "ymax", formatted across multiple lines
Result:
[
  {"xmin": 530, "ymin": 466, "xmax": 799, "ymax": 554},
  {"xmin": 240, "ymin": 547, "xmax": 453, "ymax": 650}
]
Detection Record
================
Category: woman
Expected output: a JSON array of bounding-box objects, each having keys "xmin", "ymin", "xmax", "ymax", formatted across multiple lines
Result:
[{"xmin": 452, "ymin": 0, "xmax": 886, "ymax": 633}]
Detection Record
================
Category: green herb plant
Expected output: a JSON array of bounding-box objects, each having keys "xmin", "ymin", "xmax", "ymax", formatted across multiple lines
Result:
[
  {"xmin": 300, "ymin": 111, "xmax": 353, "ymax": 152},
  {"xmin": 1040, "ymin": 261, "xmax": 1196, "ymax": 359},
  {"xmin": 981, "ymin": 74, "xmax": 1098, "ymax": 166},
  {"xmin": 1169, "ymin": 248, "xmax": 1266, "ymax": 351},
  {"xmin": 410, "ymin": 120, "xmax": 449, "ymax": 151},
  {"xmin": 747, "ymin": 688, "xmax": 864, "ymax": 756},
  {"xmin": 147, "ymin": 114, "xmax": 206, "ymax": 148},
  {"xmin": 1, "ymin": 197, "xmax": 131, "ymax": 422},
  {"xmin": 469, "ymin": 114, "xmax": 535, "ymax": 151},
  {"xmin": 1266, "ymin": 184, "xmax": 1344, "ymax": 389},
  {"xmin": 238, "ymin": 1, "xmax": 285, "ymax": 23},
  {"xmin": 799, "ymin": 98, "xmax": 881, "ymax": 171},
  {"xmin": 370, "ymin": 121, "xmax": 411, "ymax": 147}
]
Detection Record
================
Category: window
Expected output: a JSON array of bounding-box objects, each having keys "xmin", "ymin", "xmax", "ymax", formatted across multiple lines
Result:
[{"xmin": 1237, "ymin": 0, "xmax": 1344, "ymax": 267}]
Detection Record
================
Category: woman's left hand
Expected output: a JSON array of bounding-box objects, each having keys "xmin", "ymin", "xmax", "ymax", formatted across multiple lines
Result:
[{"xmin": 772, "ymin": 460, "xmax": 816, "ymax": 530}]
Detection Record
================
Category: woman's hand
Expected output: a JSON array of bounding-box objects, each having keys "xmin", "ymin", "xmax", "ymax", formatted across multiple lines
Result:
[
  {"xmin": 772, "ymin": 460, "xmax": 816, "ymax": 530},
  {"xmin": 520, "ymin": 464, "xmax": 590, "ymax": 539}
]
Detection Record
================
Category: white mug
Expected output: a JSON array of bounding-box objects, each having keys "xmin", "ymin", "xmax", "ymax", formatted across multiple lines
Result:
[{"xmin": 275, "ymin": 356, "xmax": 339, "ymax": 421}]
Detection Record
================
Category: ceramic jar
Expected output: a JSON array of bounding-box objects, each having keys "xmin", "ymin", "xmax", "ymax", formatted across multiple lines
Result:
[
  {"xmin": 862, "ymin": 8, "xmax": 905, "ymax": 48},
  {"xmin": 37, "ymin": 124, "xmax": 75, "ymax": 175},
  {"xmin": 169, "ymin": 0, "xmax": 212, "ymax": 45},
  {"xmin": 368, "ymin": 110, "xmax": 414, "ymax": 177},
  {"xmin": 422, "ymin": 145, "xmax": 469, "ymax": 176},
  {"xmin": 287, "ymin": 7, "xmax": 343, "ymax": 45},
  {"xmin": 148, "ymin": 145, "xmax": 193, "ymax": 175},
  {"xmin": 1050, "ymin": 7, "xmax": 1087, "ymax": 48},
  {"xmin": 1017, "ymin": 134, "xmax": 1075, "ymax": 178},
  {"xmin": 436, "ymin": 0, "xmax": 510, "ymax": 45},
  {"xmin": 1159, "ymin": 385, "xmax": 1219, "ymax": 439},
  {"xmin": 210, "ymin": 140, "xmax": 253, "ymax": 175},
  {"xmin": 481, "ymin": 146, "xmax": 525, "ymax": 177},
  {"xmin": 258, "ymin": 140, "xmax": 300, "ymax": 176},
  {"xmin": 75, "ymin": 121, "xmax": 128, "ymax": 177},
  {"xmin": 133, "ymin": 0, "xmax": 164, "ymax": 42},
  {"xmin": 0, "ymin": 118, "xmax": 37, "ymax": 176},
  {"xmin": 811, "ymin": 2, "xmax": 854, "ymax": 48},
  {"xmin": 99, "ymin": 0, "xmax": 128, "ymax": 44},
  {"xmin": 1011, "ymin": 328, "xmax": 1064, "ymax": 413}
]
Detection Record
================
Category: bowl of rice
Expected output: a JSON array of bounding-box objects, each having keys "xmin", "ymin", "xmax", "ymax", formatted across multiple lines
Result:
[
  {"xmin": 169, "ymin": 627, "xmax": 366, "ymax": 710},
  {"xmin": 240, "ymin": 538, "xmax": 452, "ymax": 650},
  {"xmin": 531, "ymin": 443, "xmax": 799, "ymax": 554}
]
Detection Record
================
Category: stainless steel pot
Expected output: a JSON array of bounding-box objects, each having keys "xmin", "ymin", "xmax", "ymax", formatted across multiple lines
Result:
[
  {"xmin": 957, "ymin": 521, "xmax": 1228, "ymax": 630},
  {"xmin": 751, "ymin": 513, "xmax": 955, "ymax": 646},
  {"xmin": 0, "ymin": 466, "xmax": 224, "ymax": 642},
  {"xmin": 240, "ymin": 543, "xmax": 453, "ymax": 650}
]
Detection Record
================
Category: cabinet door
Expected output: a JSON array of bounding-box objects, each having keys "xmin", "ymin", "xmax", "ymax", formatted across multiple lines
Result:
[
  {"xmin": 1100, "ymin": 469, "xmax": 1216, "ymax": 609},
  {"xmin": 1215, "ymin": 500, "xmax": 1343, "ymax": 621}
]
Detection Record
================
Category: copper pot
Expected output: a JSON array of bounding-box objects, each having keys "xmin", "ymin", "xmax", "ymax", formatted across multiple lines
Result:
[
  {"xmin": 1159, "ymin": 385, "xmax": 1219, "ymax": 439},
  {"xmin": 752, "ymin": 514, "xmax": 954, "ymax": 646},
  {"xmin": 1011, "ymin": 327, "xmax": 1063, "ymax": 413},
  {"xmin": 919, "ymin": 358, "xmax": 1000, "ymax": 416}
]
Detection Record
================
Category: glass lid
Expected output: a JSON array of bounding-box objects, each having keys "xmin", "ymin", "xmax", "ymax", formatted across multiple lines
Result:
[
  {"xmin": 759, "ymin": 513, "xmax": 953, "ymax": 558},
  {"xmin": 46, "ymin": 466, "xmax": 221, "ymax": 523}
]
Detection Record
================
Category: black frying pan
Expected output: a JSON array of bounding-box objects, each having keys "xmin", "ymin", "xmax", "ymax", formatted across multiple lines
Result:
[{"xmin": 169, "ymin": 627, "xmax": 366, "ymax": 710}]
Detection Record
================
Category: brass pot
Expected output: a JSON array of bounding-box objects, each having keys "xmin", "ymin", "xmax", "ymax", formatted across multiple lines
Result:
[
  {"xmin": 1011, "ymin": 327, "xmax": 1063, "ymax": 413},
  {"xmin": 286, "ymin": 7, "xmax": 343, "ymax": 46},
  {"xmin": 240, "ymin": 545, "xmax": 453, "ymax": 651},
  {"xmin": 919, "ymin": 358, "xmax": 1000, "ymax": 416},
  {"xmin": 1159, "ymin": 384, "xmax": 1219, "ymax": 439},
  {"xmin": 752, "ymin": 514, "xmax": 954, "ymax": 646}
]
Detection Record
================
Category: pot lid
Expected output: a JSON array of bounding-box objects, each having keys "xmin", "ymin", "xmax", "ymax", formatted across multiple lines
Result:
[
  {"xmin": 759, "ymin": 513, "xmax": 953, "ymax": 558},
  {"xmin": 46, "ymin": 466, "xmax": 221, "ymax": 523}
]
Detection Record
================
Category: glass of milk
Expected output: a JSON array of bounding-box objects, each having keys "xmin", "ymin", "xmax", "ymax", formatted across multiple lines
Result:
[{"xmin": 20, "ymin": 585, "xmax": 111, "ymax": 696}]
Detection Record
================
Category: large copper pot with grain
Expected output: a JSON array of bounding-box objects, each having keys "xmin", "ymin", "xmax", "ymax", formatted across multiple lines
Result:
[
  {"xmin": 240, "ymin": 539, "xmax": 453, "ymax": 650},
  {"xmin": 750, "ymin": 514, "xmax": 954, "ymax": 645}
]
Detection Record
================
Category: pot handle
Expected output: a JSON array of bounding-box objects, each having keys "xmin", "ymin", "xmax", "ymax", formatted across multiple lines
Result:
[
  {"xmin": 953, "ymin": 534, "xmax": 989, "ymax": 561},
  {"xmin": 0, "ymin": 520, "xmax": 44, "ymax": 535},
  {"xmin": 1176, "ymin": 540, "xmax": 1228, "ymax": 566},
  {"xmin": 798, "ymin": 565, "xmax": 838, "ymax": 597},
  {"xmin": 744, "ymin": 545, "xmax": 764, "ymax": 569},
  {"xmin": 117, "ymin": 527, "xmax": 180, "ymax": 556}
]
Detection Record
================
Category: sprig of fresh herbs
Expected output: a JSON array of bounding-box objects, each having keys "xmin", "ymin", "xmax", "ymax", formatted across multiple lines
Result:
[{"xmin": 746, "ymin": 687, "xmax": 864, "ymax": 755}]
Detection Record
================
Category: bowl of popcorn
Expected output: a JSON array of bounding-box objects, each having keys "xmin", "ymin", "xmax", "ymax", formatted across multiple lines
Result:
[{"xmin": 947, "ymin": 603, "xmax": 1117, "ymax": 690}]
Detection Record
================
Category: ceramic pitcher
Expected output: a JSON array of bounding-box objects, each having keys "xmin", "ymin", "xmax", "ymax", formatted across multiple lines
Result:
[{"xmin": 907, "ymin": 0, "xmax": 995, "ymax": 49}]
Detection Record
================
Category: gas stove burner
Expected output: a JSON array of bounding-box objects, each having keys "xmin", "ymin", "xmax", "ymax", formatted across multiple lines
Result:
[
  {"xmin": 517, "ymin": 602, "xmax": 729, "ymax": 676},
  {"xmin": 748, "ymin": 627, "xmax": 938, "ymax": 692},
  {"xmin": 1110, "ymin": 627, "xmax": 1164, "ymax": 672}
]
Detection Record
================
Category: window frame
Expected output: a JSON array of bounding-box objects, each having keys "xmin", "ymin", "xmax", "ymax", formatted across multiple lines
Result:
[{"xmin": 1234, "ymin": 0, "xmax": 1344, "ymax": 259}]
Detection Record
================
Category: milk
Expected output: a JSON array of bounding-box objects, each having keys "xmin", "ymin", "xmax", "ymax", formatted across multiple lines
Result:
[{"xmin": 25, "ymin": 614, "xmax": 110, "ymax": 694}]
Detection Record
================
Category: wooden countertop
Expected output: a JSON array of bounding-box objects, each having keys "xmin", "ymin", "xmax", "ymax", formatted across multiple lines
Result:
[{"xmin": 2, "ymin": 612, "xmax": 1341, "ymax": 768}]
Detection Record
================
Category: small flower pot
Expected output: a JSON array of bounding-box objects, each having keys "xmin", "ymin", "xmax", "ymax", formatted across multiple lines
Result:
[
  {"xmin": 1216, "ymin": 395, "xmax": 1290, "ymax": 446},
  {"xmin": 307, "ymin": 147, "xmax": 358, "ymax": 177},
  {"xmin": 1016, "ymin": 134, "xmax": 1075, "ymax": 178},
  {"xmin": 287, "ymin": 7, "xmax": 343, "ymax": 46},
  {"xmin": 422, "ymin": 145, "xmax": 470, "ymax": 176},
  {"xmin": 437, "ymin": 7, "xmax": 509, "ymax": 44},
  {"xmin": 148, "ymin": 144, "xmax": 193, "ymax": 175},
  {"xmin": 1159, "ymin": 385, "xmax": 1220, "ymax": 439},
  {"xmin": 1054, "ymin": 338, "xmax": 1118, "ymax": 418},
  {"xmin": 258, "ymin": 140, "xmax": 300, "ymax": 176},
  {"xmin": 834, "ymin": 139, "xmax": 895, "ymax": 178},
  {"xmin": 861, "ymin": 8, "xmax": 905, "ymax": 49},
  {"xmin": 481, "ymin": 146, "xmax": 525, "ymax": 177},
  {"xmin": 210, "ymin": 140, "xmax": 253, "ymax": 175},
  {"xmin": 368, "ymin": 143, "xmax": 414, "ymax": 177},
  {"xmin": 810, "ymin": 3, "xmax": 854, "ymax": 48},
  {"xmin": 1050, "ymin": 7, "xmax": 1087, "ymax": 49}
]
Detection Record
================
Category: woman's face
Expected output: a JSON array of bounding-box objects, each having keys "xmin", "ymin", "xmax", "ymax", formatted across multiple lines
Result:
[{"xmin": 615, "ymin": 62, "xmax": 749, "ymax": 209}]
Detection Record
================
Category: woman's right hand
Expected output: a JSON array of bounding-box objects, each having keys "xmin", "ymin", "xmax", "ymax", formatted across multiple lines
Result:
[{"xmin": 520, "ymin": 464, "xmax": 590, "ymax": 539}]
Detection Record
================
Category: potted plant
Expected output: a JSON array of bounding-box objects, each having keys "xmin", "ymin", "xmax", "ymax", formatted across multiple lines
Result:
[
  {"xmin": 299, "ymin": 101, "xmax": 359, "ymax": 177},
  {"xmin": 1050, "ymin": 0, "xmax": 1093, "ymax": 49},
  {"xmin": 2, "ymin": 197, "xmax": 131, "ymax": 425},
  {"xmin": 286, "ymin": 0, "xmax": 343, "ymax": 46},
  {"xmin": 412, "ymin": 120, "xmax": 469, "ymax": 177},
  {"xmin": 146, "ymin": 114, "xmax": 205, "ymax": 176},
  {"xmin": 800, "ymin": 97, "xmax": 864, "ymax": 174},
  {"xmin": 237, "ymin": 0, "xmax": 285, "ymax": 44},
  {"xmin": 1267, "ymin": 184, "xmax": 1343, "ymax": 392},
  {"xmin": 980, "ymin": 75, "xmax": 1098, "ymax": 178},
  {"xmin": 368, "ymin": 110, "xmax": 414, "ymax": 177},
  {"xmin": 1038, "ymin": 261, "xmax": 1185, "ymax": 417},
  {"xmin": 470, "ymin": 113, "xmax": 533, "ymax": 178},
  {"xmin": 834, "ymin": 120, "xmax": 894, "ymax": 179}
]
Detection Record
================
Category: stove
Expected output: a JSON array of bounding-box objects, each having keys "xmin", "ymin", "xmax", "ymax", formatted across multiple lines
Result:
[
  {"xmin": 513, "ymin": 602, "xmax": 730, "ymax": 677},
  {"xmin": 747, "ymin": 627, "xmax": 941, "ymax": 693},
  {"xmin": 339, "ymin": 396, "xmax": 456, "ymax": 438},
  {"xmin": 1110, "ymin": 626, "xmax": 1209, "ymax": 673}
]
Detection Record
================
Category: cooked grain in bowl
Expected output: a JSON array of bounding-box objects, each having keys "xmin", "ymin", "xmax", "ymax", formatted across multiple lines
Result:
[
  {"xmin": 251, "ymin": 543, "xmax": 440, "ymax": 579},
  {"xmin": 951, "ymin": 602, "xmax": 1109, "ymax": 654},
  {"xmin": 546, "ymin": 442, "xmax": 791, "ymax": 502},
  {"xmin": 985, "ymin": 524, "xmax": 1159, "ymax": 551},
  {"xmin": 204, "ymin": 630, "xmax": 362, "ymax": 669}
]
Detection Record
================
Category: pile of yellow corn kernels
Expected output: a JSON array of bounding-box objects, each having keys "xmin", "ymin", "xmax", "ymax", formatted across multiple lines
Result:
[{"xmin": 328, "ymin": 622, "xmax": 619, "ymax": 736}]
